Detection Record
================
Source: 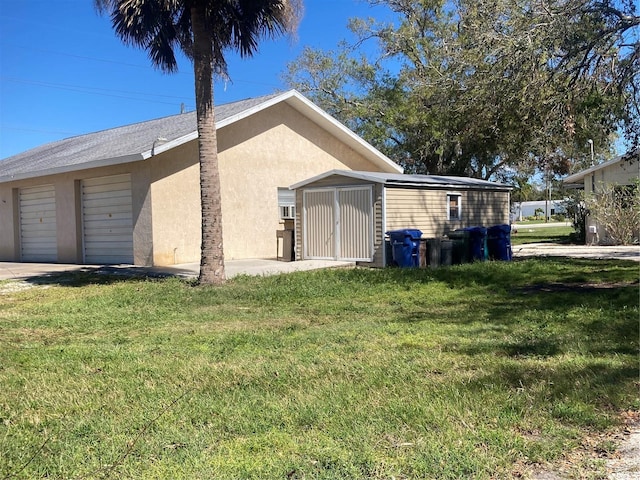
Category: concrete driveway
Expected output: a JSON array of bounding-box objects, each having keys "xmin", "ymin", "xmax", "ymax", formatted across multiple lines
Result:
[
  {"xmin": 1, "ymin": 242, "xmax": 638, "ymax": 282},
  {"xmin": 0, "ymin": 259, "xmax": 355, "ymax": 282}
]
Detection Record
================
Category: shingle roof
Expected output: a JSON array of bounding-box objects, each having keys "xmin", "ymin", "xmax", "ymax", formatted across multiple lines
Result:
[
  {"xmin": 0, "ymin": 92, "xmax": 282, "ymax": 182},
  {"xmin": 290, "ymin": 170, "xmax": 511, "ymax": 191}
]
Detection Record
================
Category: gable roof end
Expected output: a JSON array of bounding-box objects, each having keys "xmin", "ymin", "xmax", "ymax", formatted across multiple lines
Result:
[
  {"xmin": 0, "ymin": 90, "xmax": 402, "ymax": 183},
  {"xmin": 563, "ymin": 148, "xmax": 640, "ymax": 184}
]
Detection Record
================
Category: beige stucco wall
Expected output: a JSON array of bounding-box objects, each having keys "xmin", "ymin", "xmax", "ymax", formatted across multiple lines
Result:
[
  {"xmin": 583, "ymin": 157, "xmax": 639, "ymax": 245},
  {"xmin": 583, "ymin": 158, "xmax": 638, "ymax": 195},
  {"xmin": 0, "ymin": 162, "xmax": 153, "ymax": 264},
  {"xmin": 215, "ymin": 102, "xmax": 393, "ymax": 260},
  {"xmin": 149, "ymin": 141, "xmax": 201, "ymax": 265}
]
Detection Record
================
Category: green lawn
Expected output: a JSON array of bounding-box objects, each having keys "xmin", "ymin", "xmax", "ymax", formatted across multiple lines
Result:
[
  {"xmin": 510, "ymin": 225, "xmax": 575, "ymax": 245},
  {"xmin": 1, "ymin": 259, "xmax": 638, "ymax": 479}
]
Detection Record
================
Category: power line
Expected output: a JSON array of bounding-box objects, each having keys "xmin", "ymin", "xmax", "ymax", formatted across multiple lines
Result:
[
  {"xmin": 0, "ymin": 43, "xmax": 286, "ymax": 89},
  {"xmin": 0, "ymin": 76, "xmax": 196, "ymax": 109},
  {"xmin": 1, "ymin": 126, "xmax": 79, "ymax": 136}
]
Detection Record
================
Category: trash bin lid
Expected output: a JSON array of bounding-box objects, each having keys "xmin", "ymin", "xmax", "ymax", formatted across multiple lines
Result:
[{"xmin": 386, "ymin": 229, "xmax": 423, "ymax": 239}]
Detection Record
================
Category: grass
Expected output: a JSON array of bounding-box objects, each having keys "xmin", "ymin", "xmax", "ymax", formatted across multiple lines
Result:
[
  {"xmin": 510, "ymin": 225, "xmax": 575, "ymax": 245},
  {"xmin": 1, "ymin": 258, "xmax": 638, "ymax": 479}
]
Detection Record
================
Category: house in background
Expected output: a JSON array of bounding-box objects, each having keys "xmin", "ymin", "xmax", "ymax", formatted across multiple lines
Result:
[
  {"xmin": 563, "ymin": 149, "xmax": 639, "ymax": 245},
  {"xmin": 291, "ymin": 170, "xmax": 511, "ymax": 267},
  {"xmin": 511, "ymin": 200, "xmax": 567, "ymax": 222},
  {"xmin": 0, "ymin": 90, "xmax": 402, "ymax": 266}
]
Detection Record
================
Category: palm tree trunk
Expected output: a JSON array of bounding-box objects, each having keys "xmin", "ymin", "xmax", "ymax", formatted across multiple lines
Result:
[{"xmin": 192, "ymin": 6, "xmax": 226, "ymax": 285}]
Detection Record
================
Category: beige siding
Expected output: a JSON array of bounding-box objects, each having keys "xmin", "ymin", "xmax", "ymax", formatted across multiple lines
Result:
[
  {"xmin": 583, "ymin": 157, "xmax": 639, "ymax": 244},
  {"xmin": 385, "ymin": 187, "xmax": 510, "ymax": 237},
  {"xmin": 385, "ymin": 188, "xmax": 448, "ymax": 237}
]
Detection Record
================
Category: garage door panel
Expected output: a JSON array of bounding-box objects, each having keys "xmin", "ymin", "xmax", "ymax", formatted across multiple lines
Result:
[
  {"xmin": 20, "ymin": 225, "xmax": 57, "ymax": 235},
  {"xmin": 20, "ymin": 209, "xmax": 56, "ymax": 219},
  {"xmin": 19, "ymin": 184, "xmax": 57, "ymax": 262},
  {"xmin": 83, "ymin": 219, "xmax": 133, "ymax": 230},
  {"xmin": 19, "ymin": 200, "xmax": 57, "ymax": 210},
  {"xmin": 82, "ymin": 190, "xmax": 133, "ymax": 203},
  {"xmin": 82, "ymin": 174, "xmax": 133, "ymax": 264}
]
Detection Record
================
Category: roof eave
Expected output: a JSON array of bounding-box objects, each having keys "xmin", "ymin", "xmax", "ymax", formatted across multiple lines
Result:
[
  {"xmin": 0, "ymin": 153, "xmax": 145, "ymax": 184},
  {"xmin": 385, "ymin": 181, "xmax": 512, "ymax": 191}
]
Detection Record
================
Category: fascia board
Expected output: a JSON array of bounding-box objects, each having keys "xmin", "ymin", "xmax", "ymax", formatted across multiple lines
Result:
[
  {"xmin": 384, "ymin": 181, "xmax": 512, "ymax": 191},
  {"xmin": 141, "ymin": 131, "xmax": 199, "ymax": 159},
  {"xmin": 289, "ymin": 169, "xmax": 386, "ymax": 190}
]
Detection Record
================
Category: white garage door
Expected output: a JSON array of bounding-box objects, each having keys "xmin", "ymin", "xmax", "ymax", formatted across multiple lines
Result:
[
  {"xmin": 82, "ymin": 174, "xmax": 134, "ymax": 264},
  {"xmin": 19, "ymin": 184, "xmax": 57, "ymax": 262},
  {"xmin": 303, "ymin": 186, "xmax": 373, "ymax": 261}
]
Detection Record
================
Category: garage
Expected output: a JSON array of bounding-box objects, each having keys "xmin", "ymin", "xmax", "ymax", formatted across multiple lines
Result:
[
  {"xmin": 302, "ymin": 186, "xmax": 374, "ymax": 261},
  {"xmin": 81, "ymin": 174, "xmax": 134, "ymax": 264},
  {"xmin": 19, "ymin": 184, "xmax": 57, "ymax": 262}
]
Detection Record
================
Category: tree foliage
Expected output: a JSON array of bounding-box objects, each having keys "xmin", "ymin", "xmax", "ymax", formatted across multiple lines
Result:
[
  {"xmin": 97, "ymin": 0, "xmax": 301, "ymax": 284},
  {"xmin": 285, "ymin": 0, "xmax": 638, "ymax": 179}
]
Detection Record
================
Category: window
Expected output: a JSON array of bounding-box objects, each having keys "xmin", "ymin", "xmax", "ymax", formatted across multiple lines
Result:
[
  {"xmin": 277, "ymin": 188, "xmax": 296, "ymax": 219},
  {"xmin": 447, "ymin": 193, "xmax": 462, "ymax": 220}
]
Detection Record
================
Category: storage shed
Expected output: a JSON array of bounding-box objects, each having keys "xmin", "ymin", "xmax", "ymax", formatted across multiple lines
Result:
[{"xmin": 291, "ymin": 170, "xmax": 512, "ymax": 267}]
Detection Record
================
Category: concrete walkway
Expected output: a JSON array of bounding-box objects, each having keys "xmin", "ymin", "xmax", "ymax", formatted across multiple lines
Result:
[
  {"xmin": 0, "ymin": 259, "xmax": 355, "ymax": 281},
  {"xmin": 513, "ymin": 243, "xmax": 640, "ymax": 262}
]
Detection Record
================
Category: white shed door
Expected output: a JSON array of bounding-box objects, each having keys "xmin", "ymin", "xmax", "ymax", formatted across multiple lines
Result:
[
  {"xmin": 19, "ymin": 185, "xmax": 57, "ymax": 262},
  {"xmin": 82, "ymin": 174, "xmax": 134, "ymax": 264},
  {"xmin": 303, "ymin": 189, "xmax": 336, "ymax": 259},
  {"xmin": 338, "ymin": 187, "xmax": 373, "ymax": 261},
  {"xmin": 303, "ymin": 186, "xmax": 373, "ymax": 261}
]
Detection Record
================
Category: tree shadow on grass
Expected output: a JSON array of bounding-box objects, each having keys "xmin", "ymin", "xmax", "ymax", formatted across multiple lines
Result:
[
  {"xmin": 464, "ymin": 361, "xmax": 639, "ymax": 426},
  {"xmin": 12, "ymin": 266, "xmax": 184, "ymax": 289}
]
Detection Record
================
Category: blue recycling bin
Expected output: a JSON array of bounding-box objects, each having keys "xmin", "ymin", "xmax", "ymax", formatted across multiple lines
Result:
[
  {"xmin": 464, "ymin": 226, "xmax": 488, "ymax": 261},
  {"xmin": 487, "ymin": 224, "xmax": 512, "ymax": 261},
  {"xmin": 386, "ymin": 229, "xmax": 422, "ymax": 267}
]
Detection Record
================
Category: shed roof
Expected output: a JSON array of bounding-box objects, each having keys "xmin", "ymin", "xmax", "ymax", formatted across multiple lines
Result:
[
  {"xmin": 0, "ymin": 90, "xmax": 402, "ymax": 183},
  {"xmin": 290, "ymin": 170, "xmax": 512, "ymax": 191}
]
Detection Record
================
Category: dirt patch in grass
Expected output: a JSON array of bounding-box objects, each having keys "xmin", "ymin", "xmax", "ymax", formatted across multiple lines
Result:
[
  {"xmin": 513, "ymin": 280, "xmax": 639, "ymax": 295},
  {"xmin": 526, "ymin": 411, "xmax": 640, "ymax": 480}
]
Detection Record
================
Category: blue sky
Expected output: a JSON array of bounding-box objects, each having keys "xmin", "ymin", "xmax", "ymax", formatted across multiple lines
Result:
[{"xmin": 0, "ymin": 0, "xmax": 392, "ymax": 159}]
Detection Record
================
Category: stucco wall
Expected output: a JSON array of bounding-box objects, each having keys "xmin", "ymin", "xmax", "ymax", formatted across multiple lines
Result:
[
  {"xmin": 215, "ymin": 102, "xmax": 393, "ymax": 260},
  {"xmin": 583, "ymin": 159, "xmax": 638, "ymax": 194},
  {"xmin": 583, "ymin": 158, "xmax": 639, "ymax": 245},
  {"xmin": 149, "ymin": 141, "xmax": 201, "ymax": 265}
]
